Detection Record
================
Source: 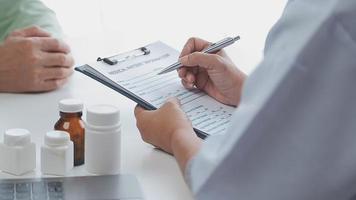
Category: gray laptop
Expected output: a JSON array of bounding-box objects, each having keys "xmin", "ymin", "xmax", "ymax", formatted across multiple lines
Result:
[{"xmin": 0, "ymin": 174, "xmax": 144, "ymax": 200}]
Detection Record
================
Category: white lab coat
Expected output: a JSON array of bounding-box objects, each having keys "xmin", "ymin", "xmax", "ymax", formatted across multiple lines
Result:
[{"xmin": 186, "ymin": 0, "xmax": 356, "ymax": 199}]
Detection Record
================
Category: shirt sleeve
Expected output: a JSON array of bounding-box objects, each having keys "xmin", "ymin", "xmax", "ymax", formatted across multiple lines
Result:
[
  {"xmin": 185, "ymin": 0, "xmax": 356, "ymax": 199},
  {"xmin": 0, "ymin": 0, "xmax": 62, "ymax": 42}
]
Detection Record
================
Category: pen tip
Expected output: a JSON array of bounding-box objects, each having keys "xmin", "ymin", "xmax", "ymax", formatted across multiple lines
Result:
[{"xmin": 158, "ymin": 69, "xmax": 169, "ymax": 75}]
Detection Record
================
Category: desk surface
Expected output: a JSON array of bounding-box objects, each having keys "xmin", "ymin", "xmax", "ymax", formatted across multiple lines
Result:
[{"xmin": 0, "ymin": 1, "xmax": 287, "ymax": 199}]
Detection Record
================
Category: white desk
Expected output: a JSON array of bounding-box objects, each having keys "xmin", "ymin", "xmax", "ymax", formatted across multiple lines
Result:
[{"xmin": 0, "ymin": 1, "xmax": 287, "ymax": 199}]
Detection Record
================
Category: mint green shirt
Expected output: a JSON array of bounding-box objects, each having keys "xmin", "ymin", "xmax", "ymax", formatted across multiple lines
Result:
[{"xmin": 0, "ymin": 0, "xmax": 62, "ymax": 41}]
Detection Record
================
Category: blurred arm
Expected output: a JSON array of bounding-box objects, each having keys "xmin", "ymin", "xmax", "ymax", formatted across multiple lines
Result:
[{"xmin": 0, "ymin": 0, "xmax": 62, "ymax": 41}]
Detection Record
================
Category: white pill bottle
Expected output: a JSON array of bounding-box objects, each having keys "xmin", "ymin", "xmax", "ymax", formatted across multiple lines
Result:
[
  {"xmin": 0, "ymin": 129, "xmax": 36, "ymax": 175},
  {"xmin": 85, "ymin": 104, "xmax": 121, "ymax": 175},
  {"xmin": 41, "ymin": 130, "xmax": 74, "ymax": 176}
]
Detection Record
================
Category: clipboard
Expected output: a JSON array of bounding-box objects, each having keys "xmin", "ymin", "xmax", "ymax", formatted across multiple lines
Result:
[
  {"xmin": 75, "ymin": 41, "xmax": 235, "ymax": 139},
  {"xmin": 75, "ymin": 45, "xmax": 208, "ymax": 138}
]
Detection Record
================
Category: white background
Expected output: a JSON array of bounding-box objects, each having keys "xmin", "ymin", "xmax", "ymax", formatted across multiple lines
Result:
[
  {"xmin": 0, "ymin": 1, "xmax": 287, "ymax": 199},
  {"xmin": 43, "ymin": 0, "xmax": 288, "ymax": 74}
]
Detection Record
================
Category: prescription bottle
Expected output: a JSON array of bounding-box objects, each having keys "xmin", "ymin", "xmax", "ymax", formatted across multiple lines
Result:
[
  {"xmin": 54, "ymin": 99, "xmax": 85, "ymax": 166},
  {"xmin": 41, "ymin": 130, "xmax": 74, "ymax": 176},
  {"xmin": 85, "ymin": 104, "xmax": 121, "ymax": 175},
  {"xmin": 0, "ymin": 128, "xmax": 36, "ymax": 175}
]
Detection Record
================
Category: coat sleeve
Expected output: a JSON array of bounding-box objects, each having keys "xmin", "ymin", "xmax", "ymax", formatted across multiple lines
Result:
[{"xmin": 186, "ymin": 1, "xmax": 356, "ymax": 200}]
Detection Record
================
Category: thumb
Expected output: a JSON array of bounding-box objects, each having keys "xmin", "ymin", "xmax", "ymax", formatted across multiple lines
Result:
[
  {"xmin": 9, "ymin": 26, "xmax": 51, "ymax": 38},
  {"xmin": 134, "ymin": 104, "xmax": 149, "ymax": 118},
  {"xmin": 166, "ymin": 97, "xmax": 181, "ymax": 107},
  {"xmin": 179, "ymin": 52, "xmax": 223, "ymax": 71}
]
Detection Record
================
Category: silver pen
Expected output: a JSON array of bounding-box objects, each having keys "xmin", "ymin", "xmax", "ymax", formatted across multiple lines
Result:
[{"xmin": 157, "ymin": 36, "xmax": 240, "ymax": 75}]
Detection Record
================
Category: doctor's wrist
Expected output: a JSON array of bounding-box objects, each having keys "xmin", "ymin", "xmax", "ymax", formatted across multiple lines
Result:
[{"xmin": 171, "ymin": 128, "xmax": 202, "ymax": 172}]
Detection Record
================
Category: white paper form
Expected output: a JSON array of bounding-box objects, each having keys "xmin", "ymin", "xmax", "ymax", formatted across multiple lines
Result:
[{"xmin": 89, "ymin": 41, "xmax": 235, "ymax": 136}]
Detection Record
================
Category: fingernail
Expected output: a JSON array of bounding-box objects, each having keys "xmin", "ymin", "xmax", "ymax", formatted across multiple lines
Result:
[
  {"xmin": 179, "ymin": 56, "xmax": 187, "ymax": 64},
  {"xmin": 167, "ymin": 97, "xmax": 176, "ymax": 101},
  {"xmin": 167, "ymin": 97, "xmax": 180, "ymax": 105}
]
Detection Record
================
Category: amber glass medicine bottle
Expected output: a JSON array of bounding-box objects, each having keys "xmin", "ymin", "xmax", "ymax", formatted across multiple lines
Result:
[{"xmin": 55, "ymin": 99, "xmax": 85, "ymax": 166}]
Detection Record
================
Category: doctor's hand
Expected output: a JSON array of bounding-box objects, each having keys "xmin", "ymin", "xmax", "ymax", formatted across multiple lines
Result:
[
  {"xmin": 0, "ymin": 26, "xmax": 74, "ymax": 93},
  {"xmin": 134, "ymin": 98, "xmax": 202, "ymax": 171},
  {"xmin": 178, "ymin": 37, "xmax": 246, "ymax": 106}
]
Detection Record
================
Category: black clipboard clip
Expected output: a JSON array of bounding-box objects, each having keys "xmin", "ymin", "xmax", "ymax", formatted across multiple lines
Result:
[{"xmin": 97, "ymin": 47, "xmax": 151, "ymax": 65}]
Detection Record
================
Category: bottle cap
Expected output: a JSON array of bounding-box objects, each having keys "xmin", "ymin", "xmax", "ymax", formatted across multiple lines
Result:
[
  {"xmin": 86, "ymin": 104, "xmax": 120, "ymax": 127},
  {"xmin": 45, "ymin": 131, "xmax": 70, "ymax": 146},
  {"xmin": 4, "ymin": 129, "xmax": 31, "ymax": 146},
  {"xmin": 59, "ymin": 99, "xmax": 83, "ymax": 113}
]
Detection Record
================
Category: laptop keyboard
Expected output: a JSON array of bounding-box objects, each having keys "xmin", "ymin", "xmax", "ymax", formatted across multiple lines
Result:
[{"xmin": 0, "ymin": 181, "xmax": 64, "ymax": 200}]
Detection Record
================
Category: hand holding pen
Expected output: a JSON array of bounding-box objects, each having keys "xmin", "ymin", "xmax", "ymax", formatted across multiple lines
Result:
[
  {"xmin": 158, "ymin": 36, "xmax": 240, "ymax": 75},
  {"xmin": 174, "ymin": 37, "xmax": 246, "ymax": 107}
]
